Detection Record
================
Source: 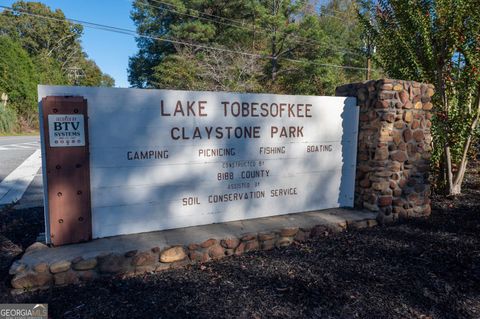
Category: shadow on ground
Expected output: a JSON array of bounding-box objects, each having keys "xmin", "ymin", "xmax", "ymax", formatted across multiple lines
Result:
[{"xmin": 0, "ymin": 168, "xmax": 479, "ymax": 318}]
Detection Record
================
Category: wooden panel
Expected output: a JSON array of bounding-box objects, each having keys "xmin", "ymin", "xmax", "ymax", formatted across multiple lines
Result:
[{"xmin": 42, "ymin": 96, "xmax": 91, "ymax": 246}]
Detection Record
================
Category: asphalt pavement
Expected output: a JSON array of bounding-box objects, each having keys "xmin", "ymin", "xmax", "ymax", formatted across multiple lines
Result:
[{"xmin": 0, "ymin": 135, "xmax": 43, "ymax": 208}]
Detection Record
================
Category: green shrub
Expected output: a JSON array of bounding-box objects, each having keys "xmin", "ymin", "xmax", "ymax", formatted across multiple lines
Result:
[
  {"xmin": 0, "ymin": 35, "xmax": 38, "ymax": 118},
  {"xmin": 0, "ymin": 107, "xmax": 18, "ymax": 134}
]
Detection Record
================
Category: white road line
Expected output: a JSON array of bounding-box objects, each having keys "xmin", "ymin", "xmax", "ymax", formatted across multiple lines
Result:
[
  {"xmin": 0, "ymin": 142, "xmax": 40, "ymax": 151},
  {"xmin": 0, "ymin": 149, "xmax": 42, "ymax": 205}
]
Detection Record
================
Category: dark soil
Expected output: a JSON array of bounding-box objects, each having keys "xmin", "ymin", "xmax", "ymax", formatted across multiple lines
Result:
[{"xmin": 1, "ymin": 167, "xmax": 479, "ymax": 318}]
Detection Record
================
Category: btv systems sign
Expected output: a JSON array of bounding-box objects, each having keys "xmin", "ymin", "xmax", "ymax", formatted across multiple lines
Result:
[{"xmin": 48, "ymin": 114, "xmax": 85, "ymax": 147}]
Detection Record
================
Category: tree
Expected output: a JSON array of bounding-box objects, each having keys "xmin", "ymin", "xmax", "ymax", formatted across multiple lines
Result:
[
  {"xmin": 0, "ymin": 1, "xmax": 83, "ymax": 72},
  {"xmin": 359, "ymin": 0, "xmax": 480, "ymax": 195},
  {"xmin": 33, "ymin": 50, "xmax": 68, "ymax": 86},
  {"xmin": 0, "ymin": 1, "xmax": 115, "ymax": 132},
  {"xmin": 76, "ymin": 58, "xmax": 116, "ymax": 87},
  {"xmin": 152, "ymin": 45, "xmax": 261, "ymax": 92},
  {"xmin": 129, "ymin": 0, "xmax": 367, "ymax": 94},
  {"xmin": 128, "ymin": 0, "xmax": 256, "ymax": 88},
  {"xmin": 0, "ymin": 1, "xmax": 115, "ymax": 87},
  {"xmin": 0, "ymin": 35, "xmax": 37, "ymax": 117}
]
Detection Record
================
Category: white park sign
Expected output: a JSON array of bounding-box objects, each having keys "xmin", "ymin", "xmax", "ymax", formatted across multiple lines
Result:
[{"xmin": 39, "ymin": 86, "xmax": 358, "ymax": 239}]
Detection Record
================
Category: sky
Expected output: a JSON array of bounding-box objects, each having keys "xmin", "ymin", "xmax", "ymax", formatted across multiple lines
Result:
[{"xmin": 1, "ymin": 0, "xmax": 138, "ymax": 87}]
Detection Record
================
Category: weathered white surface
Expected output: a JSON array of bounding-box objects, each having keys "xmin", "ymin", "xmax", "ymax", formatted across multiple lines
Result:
[{"xmin": 39, "ymin": 86, "xmax": 358, "ymax": 239}]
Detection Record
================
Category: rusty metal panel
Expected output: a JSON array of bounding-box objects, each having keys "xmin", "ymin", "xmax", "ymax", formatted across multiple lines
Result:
[{"xmin": 41, "ymin": 96, "xmax": 91, "ymax": 246}]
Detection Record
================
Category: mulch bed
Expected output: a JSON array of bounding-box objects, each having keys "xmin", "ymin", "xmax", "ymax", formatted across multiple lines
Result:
[{"xmin": 1, "ymin": 168, "xmax": 479, "ymax": 318}]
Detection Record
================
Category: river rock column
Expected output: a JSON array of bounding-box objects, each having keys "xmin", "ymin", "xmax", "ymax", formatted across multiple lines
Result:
[{"xmin": 336, "ymin": 79, "xmax": 433, "ymax": 222}]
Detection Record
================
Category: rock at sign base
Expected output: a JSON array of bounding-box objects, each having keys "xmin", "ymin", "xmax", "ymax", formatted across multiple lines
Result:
[
  {"xmin": 77, "ymin": 270, "xmax": 98, "ymax": 282},
  {"xmin": 208, "ymin": 245, "xmax": 225, "ymax": 259},
  {"xmin": 132, "ymin": 252, "xmax": 156, "ymax": 266},
  {"xmin": 160, "ymin": 246, "xmax": 187, "ymax": 263},
  {"xmin": 73, "ymin": 258, "xmax": 98, "ymax": 271},
  {"xmin": 9, "ymin": 261, "xmax": 26, "ymax": 275},
  {"xmin": 280, "ymin": 227, "xmax": 299, "ymax": 237},
  {"xmin": 25, "ymin": 242, "xmax": 48, "ymax": 254},
  {"xmin": 11, "ymin": 271, "xmax": 52, "ymax": 289},
  {"xmin": 54, "ymin": 270, "xmax": 79, "ymax": 286},
  {"xmin": 49, "ymin": 260, "xmax": 72, "ymax": 274},
  {"xmin": 98, "ymin": 253, "xmax": 131, "ymax": 274},
  {"xmin": 220, "ymin": 238, "xmax": 240, "ymax": 249},
  {"xmin": 200, "ymin": 238, "xmax": 218, "ymax": 248},
  {"xmin": 34, "ymin": 263, "xmax": 49, "ymax": 273},
  {"xmin": 261, "ymin": 239, "xmax": 275, "ymax": 251},
  {"xmin": 244, "ymin": 240, "xmax": 259, "ymax": 252}
]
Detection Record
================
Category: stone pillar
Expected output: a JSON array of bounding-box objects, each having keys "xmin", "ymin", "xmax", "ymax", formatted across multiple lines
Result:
[{"xmin": 336, "ymin": 79, "xmax": 433, "ymax": 222}]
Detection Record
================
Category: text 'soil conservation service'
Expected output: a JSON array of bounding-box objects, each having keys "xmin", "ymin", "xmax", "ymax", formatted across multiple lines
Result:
[{"xmin": 38, "ymin": 86, "xmax": 359, "ymax": 243}]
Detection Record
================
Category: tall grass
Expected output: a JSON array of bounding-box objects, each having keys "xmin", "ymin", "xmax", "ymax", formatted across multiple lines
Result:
[{"xmin": 0, "ymin": 107, "xmax": 18, "ymax": 134}]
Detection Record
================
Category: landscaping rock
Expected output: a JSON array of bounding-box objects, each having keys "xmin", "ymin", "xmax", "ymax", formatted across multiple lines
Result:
[
  {"xmin": 276, "ymin": 237, "xmax": 293, "ymax": 248},
  {"xmin": 54, "ymin": 270, "xmax": 79, "ymax": 286},
  {"xmin": 124, "ymin": 250, "xmax": 138, "ymax": 258},
  {"xmin": 261, "ymin": 239, "xmax": 276, "ymax": 251},
  {"xmin": 208, "ymin": 245, "xmax": 225, "ymax": 259},
  {"xmin": 294, "ymin": 230, "xmax": 310, "ymax": 242},
  {"xmin": 72, "ymin": 258, "xmax": 98, "ymax": 271},
  {"xmin": 0, "ymin": 235, "xmax": 22, "ymax": 271},
  {"xmin": 77, "ymin": 270, "xmax": 98, "ymax": 282},
  {"xmin": 11, "ymin": 271, "xmax": 52, "ymax": 289},
  {"xmin": 200, "ymin": 238, "xmax": 217, "ymax": 248},
  {"xmin": 258, "ymin": 232, "xmax": 276, "ymax": 241},
  {"xmin": 220, "ymin": 238, "xmax": 240, "ymax": 249},
  {"xmin": 235, "ymin": 242, "xmax": 245, "ymax": 255},
  {"xmin": 280, "ymin": 227, "xmax": 299, "ymax": 237},
  {"xmin": 50, "ymin": 260, "xmax": 71, "ymax": 274},
  {"xmin": 160, "ymin": 246, "xmax": 187, "ymax": 263},
  {"xmin": 132, "ymin": 252, "xmax": 156, "ymax": 266},
  {"xmin": 98, "ymin": 253, "xmax": 131, "ymax": 274},
  {"xmin": 9, "ymin": 261, "xmax": 26, "ymax": 275},
  {"xmin": 135, "ymin": 265, "xmax": 156, "ymax": 274},
  {"xmin": 25, "ymin": 242, "xmax": 48, "ymax": 254},
  {"xmin": 34, "ymin": 262, "xmax": 49, "ymax": 273},
  {"xmin": 170, "ymin": 259, "xmax": 191, "ymax": 269},
  {"xmin": 189, "ymin": 250, "xmax": 203, "ymax": 262},
  {"xmin": 244, "ymin": 240, "xmax": 259, "ymax": 252},
  {"xmin": 155, "ymin": 263, "xmax": 171, "ymax": 272},
  {"xmin": 240, "ymin": 233, "xmax": 256, "ymax": 241}
]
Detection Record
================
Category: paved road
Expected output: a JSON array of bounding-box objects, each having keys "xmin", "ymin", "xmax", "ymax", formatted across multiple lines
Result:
[{"xmin": 0, "ymin": 135, "xmax": 43, "ymax": 208}]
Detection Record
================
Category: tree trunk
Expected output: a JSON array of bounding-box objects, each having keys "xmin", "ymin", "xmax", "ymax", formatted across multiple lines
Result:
[
  {"xmin": 445, "ymin": 145, "xmax": 455, "ymax": 195},
  {"xmin": 447, "ymin": 84, "xmax": 480, "ymax": 196},
  {"xmin": 449, "ymin": 181, "xmax": 462, "ymax": 196}
]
